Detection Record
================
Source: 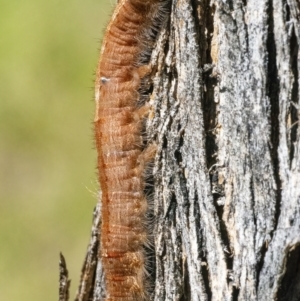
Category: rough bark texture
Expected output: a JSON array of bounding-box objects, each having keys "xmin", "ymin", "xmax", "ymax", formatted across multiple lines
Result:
[{"xmin": 59, "ymin": 0, "xmax": 300, "ymax": 300}]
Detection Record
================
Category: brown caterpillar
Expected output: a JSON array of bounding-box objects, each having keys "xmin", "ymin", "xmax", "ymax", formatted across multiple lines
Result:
[{"xmin": 94, "ymin": 0, "xmax": 166, "ymax": 300}]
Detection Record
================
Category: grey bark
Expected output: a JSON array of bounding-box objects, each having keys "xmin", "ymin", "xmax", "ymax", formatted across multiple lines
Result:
[{"xmin": 59, "ymin": 0, "xmax": 300, "ymax": 300}]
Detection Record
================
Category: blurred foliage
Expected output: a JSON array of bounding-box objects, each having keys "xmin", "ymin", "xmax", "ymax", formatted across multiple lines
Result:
[{"xmin": 0, "ymin": 0, "xmax": 112, "ymax": 300}]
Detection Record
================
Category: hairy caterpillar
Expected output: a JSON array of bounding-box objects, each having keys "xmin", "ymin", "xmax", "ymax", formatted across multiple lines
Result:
[{"xmin": 94, "ymin": 0, "xmax": 167, "ymax": 300}]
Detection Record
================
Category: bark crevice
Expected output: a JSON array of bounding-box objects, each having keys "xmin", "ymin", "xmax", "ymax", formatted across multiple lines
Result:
[
  {"xmin": 266, "ymin": 0, "xmax": 281, "ymax": 230},
  {"xmin": 289, "ymin": 24, "xmax": 299, "ymax": 165},
  {"xmin": 200, "ymin": 255, "xmax": 212, "ymax": 300},
  {"xmin": 256, "ymin": 242, "xmax": 268, "ymax": 291},
  {"xmin": 277, "ymin": 244, "xmax": 300, "ymax": 301},
  {"xmin": 231, "ymin": 286, "xmax": 240, "ymax": 301}
]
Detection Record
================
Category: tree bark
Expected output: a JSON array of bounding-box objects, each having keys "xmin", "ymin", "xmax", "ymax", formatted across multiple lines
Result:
[{"xmin": 59, "ymin": 0, "xmax": 300, "ymax": 300}]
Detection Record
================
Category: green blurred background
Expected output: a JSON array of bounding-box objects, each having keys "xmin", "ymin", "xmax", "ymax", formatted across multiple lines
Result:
[{"xmin": 0, "ymin": 1, "xmax": 112, "ymax": 300}]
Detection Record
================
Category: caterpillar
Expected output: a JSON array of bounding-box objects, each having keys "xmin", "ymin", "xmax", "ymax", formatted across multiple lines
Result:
[{"xmin": 94, "ymin": 0, "xmax": 167, "ymax": 300}]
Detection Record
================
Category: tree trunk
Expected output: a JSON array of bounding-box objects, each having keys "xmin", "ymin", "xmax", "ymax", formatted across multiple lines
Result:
[{"xmin": 59, "ymin": 0, "xmax": 300, "ymax": 300}]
